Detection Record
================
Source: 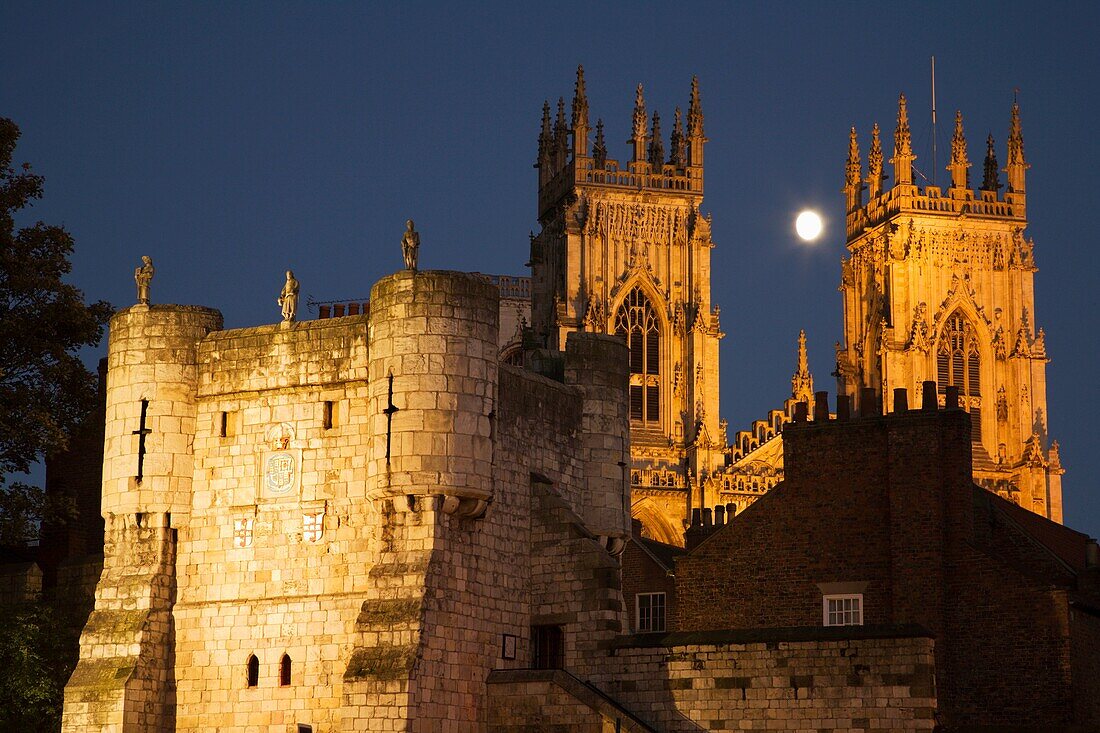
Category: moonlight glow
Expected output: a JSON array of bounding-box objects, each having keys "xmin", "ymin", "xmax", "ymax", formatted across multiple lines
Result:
[{"xmin": 795, "ymin": 210, "xmax": 823, "ymax": 241}]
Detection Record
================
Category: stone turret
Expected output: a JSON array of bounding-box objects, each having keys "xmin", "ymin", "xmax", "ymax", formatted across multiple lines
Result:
[
  {"xmin": 845, "ymin": 127, "xmax": 862, "ymax": 213},
  {"xmin": 982, "ymin": 133, "xmax": 1001, "ymax": 193},
  {"xmin": 100, "ymin": 304, "xmax": 224, "ymax": 516},
  {"xmin": 686, "ymin": 75, "xmax": 706, "ymax": 179},
  {"xmin": 890, "ymin": 93, "xmax": 915, "ymax": 187},
  {"xmin": 629, "ymin": 84, "xmax": 649, "ymax": 170},
  {"xmin": 867, "ymin": 122, "xmax": 885, "ymax": 199},
  {"xmin": 947, "ymin": 110, "xmax": 971, "ymax": 196},
  {"xmin": 791, "ymin": 329, "xmax": 815, "ymax": 411},
  {"xmin": 366, "ymin": 270, "xmax": 498, "ymax": 517},
  {"xmin": 63, "ymin": 302, "xmax": 222, "ymax": 732},
  {"xmin": 1004, "ymin": 101, "xmax": 1028, "ymax": 216},
  {"xmin": 564, "ymin": 331, "xmax": 631, "ymax": 549},
  {"xmin": 571, "ymin": 64, "xmax": 588, "ymax": 157}
]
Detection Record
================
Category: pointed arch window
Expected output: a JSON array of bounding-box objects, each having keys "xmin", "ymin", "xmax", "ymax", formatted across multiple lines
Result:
[
  {"xmin": 246, "ymin": 654, "xmax": 259, "ymax": 687},
  {"xmin": 280, "ymin": 653, "xmax": 292, "ymax": 686},
  {"xmin": 937, "ymin": 312, "xmax": 982, "ymax": 440},
  {"xmin": 615, "ymin": 287, "xmax": 661, "ymax": 424}
]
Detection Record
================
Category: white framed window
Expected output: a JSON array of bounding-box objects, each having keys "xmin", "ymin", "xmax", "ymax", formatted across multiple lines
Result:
[
  {"xmin": 823, "ymin": 594, "xmax": 863, "ymax": 626},
  {"xmin": 636, "ymin": 592, "xmax": 667, "ymax": 633}
]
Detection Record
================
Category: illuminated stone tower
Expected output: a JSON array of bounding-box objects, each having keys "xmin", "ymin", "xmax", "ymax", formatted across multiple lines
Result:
[
  {"xmin": 530, "ymin": 68, "xmax": 724, "ymax": 545},
  {"xmin": 837, "ymin": 96, "xmax": 1064, "ymax": 520}
]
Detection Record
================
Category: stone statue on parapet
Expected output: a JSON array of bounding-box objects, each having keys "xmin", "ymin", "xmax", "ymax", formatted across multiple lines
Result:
[
  {"xmin": 402, "ymin": 219, "xmax": 420, "ymax": 271},
  {"xmin": 134, "ymin": 255, "xmax": 155, "ymax": 305},
  {"xmin": 278, "ymin": 270, "xmax": 300, "ymax": 322}
]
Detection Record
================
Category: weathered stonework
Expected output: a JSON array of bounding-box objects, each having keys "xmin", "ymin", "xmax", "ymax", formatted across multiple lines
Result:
[{"xmin": 64, "ymin": 269, "xmax": 637, "ymax": 731}]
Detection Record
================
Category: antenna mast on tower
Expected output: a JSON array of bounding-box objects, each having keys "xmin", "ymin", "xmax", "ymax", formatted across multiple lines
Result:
[{"xmin": 931, "ymin": 56, "xmax": 938, "ymax": 187}]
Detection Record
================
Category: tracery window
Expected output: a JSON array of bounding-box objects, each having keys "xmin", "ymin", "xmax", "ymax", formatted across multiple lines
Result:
[
  {"xmin": 937, "ymin": 312, "xmax": 982, "ymax": 440},
  {"xmin": 615, "ymin": 287, "xmax": 661, "ymax": 424},
  {"xmin": 500, "ymin": 346, "xmax": 523, "ymax": 366}
]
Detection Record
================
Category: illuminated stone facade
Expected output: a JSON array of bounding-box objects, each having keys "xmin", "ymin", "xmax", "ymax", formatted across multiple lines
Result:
[
  {"xmin": 55, "ymin": 71, "xmax": 1075, "ymax": 731},
  {"xmin": 533, "ymin": 76, "xmax": 1067, "ymax": 541},
  {"xmin": 62, "ymin": 271, "xmax": 634, "ymax": 731},
  {"xmin": 530, "ymin": 69, "xmax": 725, "ymax": 545},
  {"xmin": 836, "ymin": 96, "xmax": 1064, "ymax": 520}
]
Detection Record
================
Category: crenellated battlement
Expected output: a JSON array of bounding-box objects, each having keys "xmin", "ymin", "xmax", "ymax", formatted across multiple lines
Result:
[
  {"xmin": 845, "ymin": 96, "xmax": 1029, "ymax": 241},
  {"xmin": 536, "ymin": 67, "xmax": 705, "ymax": 221},
  {"xmin": 847, "ymin": 184, "xmax": 1024, "ymax": 239}
]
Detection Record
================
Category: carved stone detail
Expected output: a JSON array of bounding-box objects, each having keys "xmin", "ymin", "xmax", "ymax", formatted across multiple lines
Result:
[
  {"xmin": 906, "ymin": 302, "xmax": 930, "ymax": 353},
  {"xmin": 583, "ymin": 293, "xmax": 606, "ymax": 332}
]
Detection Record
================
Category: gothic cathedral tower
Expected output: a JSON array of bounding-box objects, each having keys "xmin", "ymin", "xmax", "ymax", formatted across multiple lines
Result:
[
  {"xmin": 530, "ymin": 69, "xmax": 725, "ymax": 544},
  {"xmin": 836, "ymin": 96, "xmax": 1064, "ymax": 520}
]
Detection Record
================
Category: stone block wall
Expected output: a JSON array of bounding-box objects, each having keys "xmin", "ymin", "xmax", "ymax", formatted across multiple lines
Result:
[
  {"xmin": 486, "ymin": 669, "xmax": 656, "ymax": 732},
  {"xmin": 63, "ymin": 513, "xmax": 177, "ymax": 731},
  {"xmin": 0, "ymin": 561, "xmax": 42, "ymax": 603},
  {"xmin": 591, "ymin": 630, "xmax": 937, "ymax": 732},
  {"xmin": 564, "ymin": 331, "xmax": 631, "ymax": 542},
  {"xmin": 177, "ymin": 313, "xmax": 375, "ymax": 732}
]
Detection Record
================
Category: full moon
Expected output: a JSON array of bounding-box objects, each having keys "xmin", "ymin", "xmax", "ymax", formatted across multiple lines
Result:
[{"xmin": 795, "ymin": 210, "xmax": 823, "ymax": 241}]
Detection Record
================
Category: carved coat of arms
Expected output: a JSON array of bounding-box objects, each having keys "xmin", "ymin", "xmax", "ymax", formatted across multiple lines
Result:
[{"xmin": 265, "ymin": 452, "xmax": 296, "ymax": 495}]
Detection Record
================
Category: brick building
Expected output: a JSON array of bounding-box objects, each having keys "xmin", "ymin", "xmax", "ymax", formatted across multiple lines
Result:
[
  {"xmin": 621, "ymin": 519, "xmax": 682, "ymax": 634},
  {"xmin": 675, "ymin": 386, "xmax": 1100, "ymax": 730}
]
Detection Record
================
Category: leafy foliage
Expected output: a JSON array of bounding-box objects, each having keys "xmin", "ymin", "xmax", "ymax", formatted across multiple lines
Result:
[
  {"xmin": 0, "ymin": 117, "xmax": 112, "ymax": 543},
  {"xmin": 0, "ymin": 590, "xmax": 88, "ymax": 731}
]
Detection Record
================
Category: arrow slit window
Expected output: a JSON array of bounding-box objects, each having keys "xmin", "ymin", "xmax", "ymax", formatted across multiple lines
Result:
[{"xmin": 616, "ymin": 287, "xmax": 660, "ymax": 424}]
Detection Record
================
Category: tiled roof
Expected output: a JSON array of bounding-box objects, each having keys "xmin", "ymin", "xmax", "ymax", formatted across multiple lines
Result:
[{"xmin": 984, "ymin": 487, "xmax": 1093, "ymax": 572}]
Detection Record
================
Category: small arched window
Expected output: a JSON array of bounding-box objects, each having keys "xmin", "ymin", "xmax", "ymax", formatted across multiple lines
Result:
[
  {"xmin": 280, "ymin": 653, "xmax": 292, "ymax": 687},
  {"xmin": 246, "ymin": 654, "xmax": 259, "ymax": 687},
  {"xmin": 615, "ymin": 287, "xmax": 661, "ymax": 424}
]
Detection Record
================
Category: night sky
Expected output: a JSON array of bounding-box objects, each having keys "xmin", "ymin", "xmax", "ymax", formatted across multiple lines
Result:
[{"xmin": 3, "ymin": 3, "xmax": 1098, "ymax": 537}]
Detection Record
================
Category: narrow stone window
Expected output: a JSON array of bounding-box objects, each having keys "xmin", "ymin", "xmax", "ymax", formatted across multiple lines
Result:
[
  {"xmin": 246, "ymin": 654, "xmax": 259, "ymax": 687},
  {"xmin": 219, "ymin": 411, "xmax": 228, "ymax": 437},
  {"xmin": 531, "ymin": 625, "xmax": 563, "ymax": 669},
  {"xmin": 297, "ymin": 726, "xmax": 313, "ymax": 733},
  {"xmin": 280, "ymin": 653, "xmax": 292, "ymax": 686},
  {"xmin": 132, "ymin": 399, "xmax": 152, "ymax": 482},
  {"xmin": 322, "ymin": 401, "xmax": 334, "ymax": 430}
]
